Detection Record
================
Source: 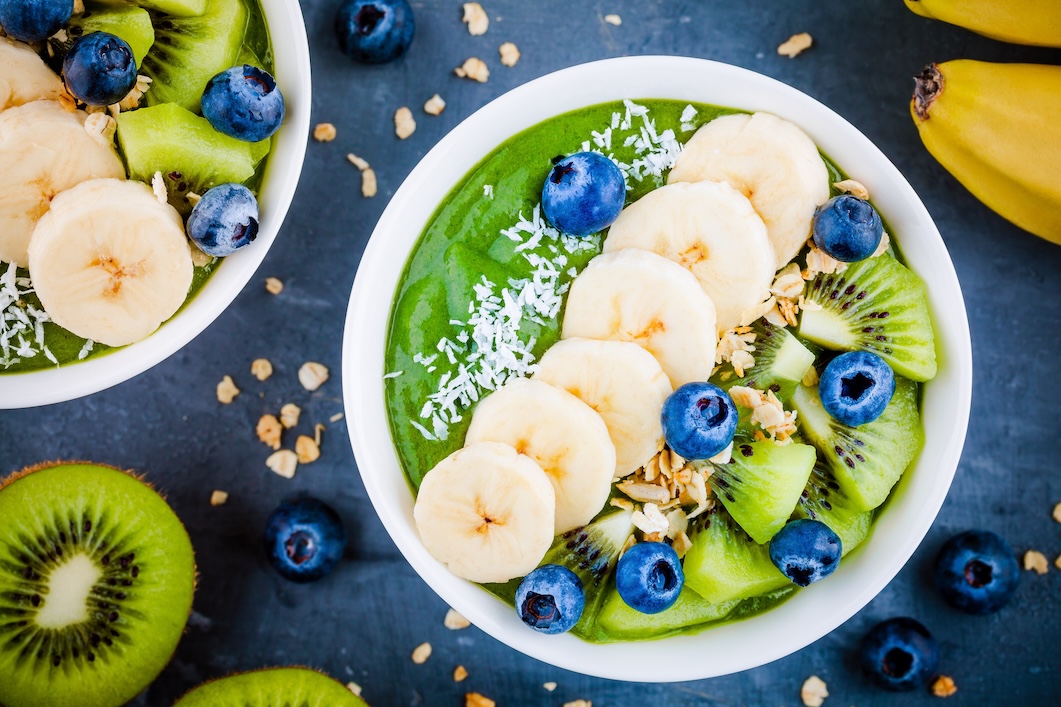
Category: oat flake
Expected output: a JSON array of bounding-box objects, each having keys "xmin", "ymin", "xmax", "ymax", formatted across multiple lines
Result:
[
  {"xmin": 216, "ymin": 375, "xmax": 240, "ymax": 404},
  {"xmin": 462, "ymin": 2, "xmax": 488, "ymax": 35},
  {"xmin": 209, "ymin": 490, "xmax": 228, "ymax": 506},
  {"xmin": 361, "ymin": 168, "xmax": 378, "ymax": 198},
  {"xmin": 499, "ymin": 42, "xmax": 520, "ymax": 67},
  {"xmin": 453, "ymin": 665, "xmax": 469, "ymax": 682},
  {"xmin": 465, "ymin": 694, "xmax": 494, "ymax": 707},
  {"xmin": 834, "ymin": 179, "xmax": 869, "ymax": 200},
  {"xmin": 455, "ymin": 57, "xmax": 490, "ymax": 82},
  {"xmin": 256, "ymin": 414, "xmax": 283, "ymax": 450},
  {"xmin": 1053, "ymin": 502, "xmax": 1061, "ymax": 524},
  {"xmin": 251, "ymin": 358, "xmax": 273, "ymax": 381},
  {"xmin": 411, "ymin": 642, "xmax": 432, "ymax": 664},
  {"xmin": 543, "ymin": 682, "xmax": 557, "ymax": 692},
  {"xmin": 931, "ymin": 675, "xmax": 957, "ymax": 698},
  {"xmin": 295, "ymin": 435, "xmax": 320, "ymax": 463},
  {"xmin": 1024, "ymin": 550, "xmax": 1049, "ymax": 575},
  {"xmin": 265, "ymin": 277, "xmax": 284, "ymax": 295},
  {"xmin": 445, "ymin": 608, "xmax": 471, "ymax": 629},
  {"xmin": 265, "ymin": 449, "xmax": 298, "ymax": 479},
  {"xmin": 604, "ymin": 13, "xmax": 621, "ymax": 25},
  {"xmin": 800, "ymin": 675, "xmax": 828, "ymax": 707},
  {"xmin": 778, "ymin": 32, "xmax": 813, "ymax": 58},
  {"xmin": 394, "ymin": 106, "xmax": 416, "ymax": 139},
  {"xmin": 564, "ymin": 700, "xmax": 592, "ymax": 707},
  {"xmin": 313, "ymin": 122, "xmax": 337, "ymax": 142},
  {"xmin": 424, "ymin": 93, "xmax": 446, "ymax": 116},
  {"xmin": 280, "ymin": 403, "xmax": 301, "ymax": 429},
  {"xmin": 346, "ymin": 682, "xmax": 362, "ymax": 696},
  {"xmin": 299, "ymin": 362, "xmax": 330, "ymax": 391}
]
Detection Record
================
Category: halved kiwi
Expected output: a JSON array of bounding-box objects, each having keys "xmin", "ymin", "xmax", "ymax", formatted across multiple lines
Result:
[
  {"xmin": 174, "ymin": 667, "xmax": 368, "ymax": 706},
  {"xmin": 712, "ymin": 321, "xmax": 815, "ymax": 402},
  {"xmin": 707, "ymin": 441, "xmax": 816, "ymax": 544},
  {"xmin": 798, "ymin": 253, "xmax": 937, "ymax": 382},
  {"xmin": 597, "ymin": 586, "xmax": 739, "ymax": 641},
  {"xmin": 792, "ymin": 460, "xmax": 873, "ymax": 555},
  {"xmin": 0, "ymin": 462, "xmax": 195, "ymax": 707},
  {"xmin": 48, "ymin": 4, "xmax": 155, "ymax": 69},
  {"xmin": 791, "ymin": 376, "xmax": 924, "ymax": 512},
  {"xmin": 141, "ymin": 0, "xmax": 249, "ymax": 112}
]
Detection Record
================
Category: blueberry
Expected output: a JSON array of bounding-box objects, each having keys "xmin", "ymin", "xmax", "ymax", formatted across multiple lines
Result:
[
  {"xmin": 201, "ymin": 65, "xmax": 285, "ymax": 143},
  {"xmin": 812, "ymin": 194, "xmax": 884, "ymax": 262},
  {"xmin": 264, "ymin": 497, "xmax": 346, "ymax": 582},
  {"xmin": 515, "ymin": 565, "xmax": 584, "ymax": 634},
  {"xmin": 0, "ymin": 0, "xmax": 71, "ymax": 42},
  {"xmin": 818, "ymin": 351, "xmax": 895, "ymax": 427},
  {"xmin": 768, "ymin": 519, "xmax": 842, "ymax": 587},
  {"xmin": 334, "ymin": 0, "xmax": 415, "ymax": 64},
  {"xmin": 615, "ymin": 542, "xmax": 683, "ymax": 614},
  {"xmin": 859, "ymin": 617, "xmax": 939, "ymax": 691},
  {"xmin": 187, "ymin": 184, "xmax": 260, "ymax": 257},
  {"xmin": 541, "ymin": 152, "xmax": 626, "ymax": 237},
  {"xmin": 933, "ymin": 530, "xmax": 1019, "ymax": 615},
  {"xmin": 62, "ymin": 32, "xmax": 137, "ymax": 106},
  {"xmin": 660, "ymin": 382, "xmax": 737, "ymax": 460}
]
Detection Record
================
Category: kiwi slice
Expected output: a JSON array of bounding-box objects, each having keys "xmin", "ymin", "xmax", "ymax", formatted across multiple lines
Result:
[
  {"xmin": 712, "ymin": 321, "xmax": 816, "ymax": 402},
  {"xmin": 49, "ymin": 4, "xmax": 155, "ymax": 69},
  {"xmin": 791, "ymin": 376, "xmax": 924, "ymax": 512},
  {"xmin": 597, "ymin": 586, "xmax": 739, "ymax": 641},
  {"xmin": 798, "ymin": 253, "xmax": 937, "ymax": 382},
  {"xmin": 707, "ymin": 441, "xmax": 816, "ymax": 544},
  {"xmin": 681, "ymin": 506, "xmax": 789, "ymax": 604},
  {"xmin": 141, "ymin": 0, "xmax": 249, "ymax": 112},
  {"xmin": 538, "ymin": 509, "xmax": 634, "ymax": 638},
  {"xmin": 175, "ymin": 667, "xmax": 368, "ymax": 706},
  {"xmin": 96, "ymin": 0, "xmax": 209, "ymax": 18},
  {"xmin": 792, "ymin": 460, "xmax": 874, "ymax": 555},
  {"xmin": 0, "ymin": 462, "xmax": 195, "ymax": 707}
]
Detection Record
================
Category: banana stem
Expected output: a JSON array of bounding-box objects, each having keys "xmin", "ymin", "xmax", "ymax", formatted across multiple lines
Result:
[{"xmin": 913, "ymin": 64, "xmax": 944, "ymax": 121}]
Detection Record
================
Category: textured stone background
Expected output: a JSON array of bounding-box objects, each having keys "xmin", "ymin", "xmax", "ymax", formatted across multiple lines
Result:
[{"xmin": 2, "ymin": 0, "xmax": 1060, "ymax": 704}]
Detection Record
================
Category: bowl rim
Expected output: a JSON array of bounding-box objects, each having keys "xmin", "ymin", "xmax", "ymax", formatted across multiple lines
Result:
[
  {"xmin": 342, "ymin": 55, "xmax": 972, "ymax": 682},
  {"xmin": 0, "ymin": 0, "xmax": 311, "ymax": 409}
]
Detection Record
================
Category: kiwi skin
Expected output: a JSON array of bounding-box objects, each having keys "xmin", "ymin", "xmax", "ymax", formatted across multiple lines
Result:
[
  {"xmin": 174, "ymin": 666, "xmax": 370, "ymax": 706},
  {"xmin": 0, "ymin": 461, "xmax": 196, "ymax": 707}
]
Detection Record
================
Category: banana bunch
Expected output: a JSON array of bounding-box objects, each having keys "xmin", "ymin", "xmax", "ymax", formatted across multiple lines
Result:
[{"xmin": 904, "ymin": 0, "xmax": 1061, "ymax": 48}]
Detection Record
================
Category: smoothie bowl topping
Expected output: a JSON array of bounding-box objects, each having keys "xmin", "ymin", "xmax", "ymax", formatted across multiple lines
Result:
[
  {"xmin": 385, "ymin": 97, "xmax": 938, "ymax": 642},
  {"xmin": 0, "ymin": 0, "xmax": 284, "ymax": 374}
]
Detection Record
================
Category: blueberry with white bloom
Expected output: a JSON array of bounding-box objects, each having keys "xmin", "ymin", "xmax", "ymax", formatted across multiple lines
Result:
[
  {"xmin": 187, "ymin": 184, "xmax": 259, "ymax": 257},
  {"xmin": 813, "ymin": 194, "xmax": 884, "ymax": 262},
  {"xmin": 515, "ymin": 564, "xmax": 584, "ymax": 634},
  {"xmin": 769, "ymin": 519, "xmax": 842, "ymax": 587},
  {"xmin": 541, "ymin": 151, "xmax": 626, "ymax": 237}
]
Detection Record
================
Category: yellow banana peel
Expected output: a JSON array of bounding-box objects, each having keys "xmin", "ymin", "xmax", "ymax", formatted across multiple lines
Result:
[
  {"xmin": 905, "ymin": 0, "xmax": 1061, "ymax": 48},
  {"xmin": 911, "ymin": 60, "xmax": 1061, "ymax": 245}
]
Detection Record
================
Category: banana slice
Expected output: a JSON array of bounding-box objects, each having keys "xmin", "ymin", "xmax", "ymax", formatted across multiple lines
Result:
[
  {"xmin": 0, "ymin": 100, "xmax": 125, "ymax": 266},
  {"xmin": 535, "ymin": 338, "xmax": 672, "ymax": 477},
  {"xmin": 561, "ymin": 249, "xmax": 717, "ymax": 388},
  {"xmin": 28, "ymin": 178, "xmax": 193, "ymax": 347},
  {"xmin": 466, "ymin": 377, "xmax": 616, "ymax": 534},
  {"xmin": 0, "ymin": 38, "xmax": 64, "ymax": 111},
  {"xmin": 413, "ymin": 441, "xmax": 556, "ymax": 584},
  {"xmin": 668, "ymin": 112, "xmax": 830, "ymax": 268},
  {"xmin": 603, "ymin": 181, "xmax": 776, "ymax": 332}
]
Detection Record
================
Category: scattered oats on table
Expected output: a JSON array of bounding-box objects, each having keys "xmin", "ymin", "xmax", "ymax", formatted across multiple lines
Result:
[
  {"xmin": 313, "ymin": 122, "xmax": 337, "ymax": 142},
  {"xmin": 298, "ymin": 362, "xmax": 330, "ymax": 391},
  {"xmin": 411, "ymin": 642, "xmax": 432, "ymax": 664},
  {"xmin": 295, "ymin": 435, "xmax": 320, "ymax": 463},
  {"xmin": 445, "ymin": 608, "xmax": 471, "ymax": 629},
  {"xmin": 834, "ymin": 179, "xmax": 869, "ymax": 200},
  {"xmin": 453, "ymin": 665, "xmax": 469, "ymax": 682},
  {"xmin": 932, "ymin": 675, "xmax": 957, "ymax": 698},
  {"xmin": 423, "ymin": 93, "xmax": 446, "ymax": 116},
  {"xmin": 1054, "ymin": 553, "xmax": 1061, "ymax": 570},
  {"xmin": 394, "ymin": 106, "xmax": 416, "ymax": 139},
  {"xmin": 265, "ymin": 277, "xmax": 284, "ymax": 294},
  {"xmin": 543, "ymin": 682, "xmax": 557, "ymax": 692},
  {"xmin": 330, "ymin": 412, "xmax": 345, "ymax": 423},
  {"xmin": 778, "ymin": 32, "xmax": 813, "ymax": 58},
  {"xmin": 563, "ymin": 700, "xmax": 591, "ymax": 707},
  {"xmin": 462, "ymin": 2, "xmax": 488, "ymax": 35},
  {"xmin": 465, "ymin": 694, "xmax": 494, "ymax": 707},
  {"xmin": 346, "ymin": 153, "xmax": 377, "ymax": 197},
  {"xmin": 1023, "ymin": 550, "xmax": 1049, "ymax": 575},
  {"xmin": 455, "ymin": 57, "xmax": 490, "ymax": 82},
  {"xmin": 256, "ymin": 414, "xmax": 283, "ymax": 450},
  {"xmin": 216, "ymin": 375, "xmax": 240, "ymax": 403},
  {"xmin": 346, "ymin": 682, "xmax": 362, "ymax": 696},
  {"xmin": 800, "ymin": 675, "xmax": 828, "ymax": 706},
  {"xmin": 250, "ymin": 358, "xmax": 273, "ymax": 381},
  {"xmin": 280, "ymin": 402, "xmax": 302, "ymax": 429},
  {"xmin": 1052, "ymin": 501, "xmax": 1061, "ymax": 524},
  {"xmin": 265, "ymin": 449, "xmax": 298, "ymax": 479},
  {"xmin": 604, "ymin": 13, "xmax": 622, "ymax": 25},
  {"xmin": 498, "ymin": 41, "xmax": 520, "ymax": 67},
  {"xmin": 209, "ymin": 490, "xmax": 228, "ymax": 506}
]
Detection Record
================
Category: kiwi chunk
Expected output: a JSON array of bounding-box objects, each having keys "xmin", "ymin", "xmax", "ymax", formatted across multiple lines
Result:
[
  {"xmin": 707, "ymin": 441, "xmax": 816, "ymax": 544},
  {"xmin": 597, "ymin": 586, "xmax": 740, "ymax": 641},
  {"xmin": 97, "ymin": 0, "xmax": 209, "ymax": 18},
  {"xmin": 793, "ymin": 460, "xmax": 874, "ymax": 555},
  {"xmin": 0, "ymin": 462, "xmax": 195, "ymax": 707},
  {"xmin": 798, "ymin": 253, "xmax": 937, "ymax": 382},
  {"xmin": 175, "ymin": 667, "xmax": 368, "ymax": 706},
  {"xmin": 682, "ymin": 506, "xmax": 788, "ymax": 604},
  {"xmin": 791, "ymin": 377, "xmax": 924, "ymax": 512},
  {"xmin": 50, "ymin": 4, "xmax": 155, "ymax": 68},
  {"xmin": 117, "ymin": 102, "xmax": 262, "ymax": 203},
  {"xmin": 712, "ymin": 321, "xmax": 815, "ymax": 402},
  {"xmin": 141, "ymin": 0, "xmax": 249, "ymax": 112},
  {"xmin": 539, "ymin": 509, "xmax": 634, "ymax": 638}
]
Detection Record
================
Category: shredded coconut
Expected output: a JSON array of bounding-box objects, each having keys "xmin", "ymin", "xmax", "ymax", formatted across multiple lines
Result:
[{"xmin": 0, "ymin": 262, "xmax": 57, "ymax": 369}]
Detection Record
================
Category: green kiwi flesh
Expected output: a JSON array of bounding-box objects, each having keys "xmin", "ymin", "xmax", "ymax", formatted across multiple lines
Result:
[
  {"xmin": 791, "ymin": 376, "xmax": 924, "ymax": 512},
  {"xmin": 798, "ymin": 253, "xmax": 937, "ymax": 382},
  {"xmin": 712, "ymin": 321, "xmax": 815, "ymax": 402},
  {"xmin": 707, "ymin": 441, "xmax": 815, "ymax": 544},
  {"xmin": 174, "ymin": 667, "xmax": 368, "ymax": 706},
  {"xmin": 49, "ymin": 4, "xmax": 155, "ymax": 69},
  {"xmin": 0, "ymin": 462, "xmax": 195, "ymax": 707},
  {"xmin": 141, "ymin": 0, "xmax": 249, "ymax": 112},
  {"xmin": 96, "ymin": 0, "xmax": 209, "ymax": 18},
  {"xmin": 681, "ymin": 506, "xmax": 788, "ymax": 604},
  {"xmin": 597, "ymin": 586, "xmax": 740, "ymax": 641},
  {"xmin": 538, "ymin": 509, "xmax": 634, "ymax": 638},
  {"xmin": 792, "ymin": 460, "xmax": 873, "ymax": 556}
]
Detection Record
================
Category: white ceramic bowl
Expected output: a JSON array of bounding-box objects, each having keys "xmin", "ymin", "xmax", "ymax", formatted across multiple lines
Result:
[
  {"xmin": 342, "ymin": 56, "xmax": 972, "ymax": 682},
  {"xmin": 0, "ymin": 0, "xmax": 310, "ymax": 409}
]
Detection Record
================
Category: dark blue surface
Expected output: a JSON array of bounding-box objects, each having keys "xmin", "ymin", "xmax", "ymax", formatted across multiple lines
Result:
[{"xmin": 2, "ymin": 0, "xmax": 1060, "ymax": 704}]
